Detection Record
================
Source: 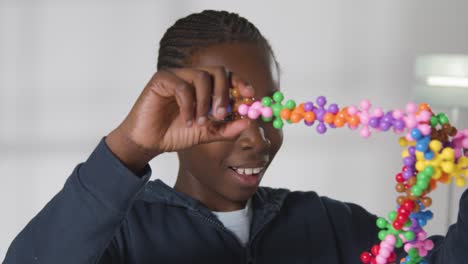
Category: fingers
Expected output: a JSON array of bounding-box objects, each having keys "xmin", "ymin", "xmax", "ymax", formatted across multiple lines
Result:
[
  {"xmin": 172, "ymin": 66, "xmax": 231, "ymax": 121},
  {"xmin": 150, "ymin": 67, "xmax": 253, "ymax": 130},
  {"xmin": 198, "ymin": 66, "xmax": 230, "ymax": 120},
  {"xmin": 202, "ymin": 119, "xmax": 251, "ymax": 143},
  {"xmin": 149, "ymin": 70, "xmax": 196, "ymax": 127},
  {"xmin": 231, "ymin": 75, "xmax": 255, "ymax": 98}
]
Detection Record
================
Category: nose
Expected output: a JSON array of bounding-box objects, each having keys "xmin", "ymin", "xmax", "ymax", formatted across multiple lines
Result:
[{"xmin": 237, "ymin": 121, "xmax": 270, "ymax": 154}]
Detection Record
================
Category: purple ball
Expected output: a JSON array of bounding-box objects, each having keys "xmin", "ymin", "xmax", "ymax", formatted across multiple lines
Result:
[
  {"xmin": 328, "ymin": 104, "xmax": 339, "ymax": 114},
  {"xmin": 369, "ymin": 117, "xmax": 380, "ymax": 128},
  {"xmin": 402, "ymin": 170, "xmax": 414, "ymax": 180},
  {"xmin": 408, "ymin": 146, "xmax": 416, "ymax": 155},
  {"xmin": 304, "ymin": 102, "xmax": 314, "ymax": 112},
  {"xmin": 379, "ymin": 121, "xmax": 391, "ymax": 131},
  {"xmin": 304, "ymin": 120, "xmax": 314, "ymax": 126},
  {"xmin": 393, "ymin": 120, "xmax": 405, "ymax": 130},
  {"xmin": 382, "ymin": 114, "xmax": 393, "ymax": 124},
  {"xmin": 315, "ymin": 108, "xmax": 326, "ymax": 121},
  {"xmin": 316, "ymin": 96, "xmax": 326, "ymax": 107},
  {"xmin": 403, "ymin": 156, "xmax": 415, "ymax": 166},
  {"xmin": 317, "ymin": 123, "xmax": 327, "ymax": 134}
]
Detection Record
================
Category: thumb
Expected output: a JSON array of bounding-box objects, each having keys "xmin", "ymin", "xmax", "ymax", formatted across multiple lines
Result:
[{"xmin": 202, "ymin": 119, "xmax": 250, "ymax": 143}]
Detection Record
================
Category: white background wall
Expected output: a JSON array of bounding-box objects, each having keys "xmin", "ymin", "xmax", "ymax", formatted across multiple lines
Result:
[{"xmin": 1, "ymin": 0, "xmax": 468, "ymax": 259}]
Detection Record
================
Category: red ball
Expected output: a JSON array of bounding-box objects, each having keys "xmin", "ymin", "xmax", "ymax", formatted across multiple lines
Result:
[
  {"xmin": 388, "ymin": 252, "xmax": 396, "ymax": 262},
  {"xmin": 397, "ymin": 214, "xmax": 407, "ymax": 222},
  {"xmin": 395, "ymin": 173, "xmax": 405, "ymax": 183},
  {"xmin": 393, "ymin": 221, "xmax": 403, "ymax": 230},
  {"xmin": 360, "ymin": 252, "xmax": 372, "ymax": 263},
  {"xmin": 371, "ymin": 245, "xmax": 380, "ymax": 255},
  {"xmin": 402, "ymin": 200, "xmax": 415, "ymax": 210}
]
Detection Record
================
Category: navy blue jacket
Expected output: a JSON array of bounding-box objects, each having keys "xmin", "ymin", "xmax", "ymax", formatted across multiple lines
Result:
[{"xmin": 4, "ymin": 139, "xmax": 468, "ymax": 263}]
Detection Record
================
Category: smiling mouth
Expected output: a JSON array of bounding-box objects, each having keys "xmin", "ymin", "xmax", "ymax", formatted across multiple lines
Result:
[
  {"xmin": 226, "ymin": 165, "xmax": 266, "ymax": 187},
  {"xmin": 228, "ymin": 166, "xmax": 265, "ymax": 176}
]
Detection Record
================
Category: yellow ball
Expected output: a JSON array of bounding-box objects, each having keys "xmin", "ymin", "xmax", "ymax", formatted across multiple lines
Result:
[{"xmin": 429, "ymin": 140, "xmax": 443, "ymax": 152}]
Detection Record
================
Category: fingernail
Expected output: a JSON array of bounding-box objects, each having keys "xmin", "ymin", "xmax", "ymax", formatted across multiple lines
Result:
[
  {"xmin": 197, "ymin": 116, "xmax": 207, "ymax": 125},
  {"xmin": 186, "ymin": 120, "xmax": 193, "ymax": 128},
  {"xmin": 245, "ymin": 83, "xmax": 254, "ymax": 91},
  {"xmin": 216, "ymin": 107, "xmax": 226, "ymax": 117}
]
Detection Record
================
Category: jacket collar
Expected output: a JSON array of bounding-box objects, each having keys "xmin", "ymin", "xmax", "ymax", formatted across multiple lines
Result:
[
  {"xmin": 140, "ymin": 179, "xmax": 289, "ymax": 212},
  {"xmin": 139, "ymin": 179, "xmax": 290, "ymax": 238}
]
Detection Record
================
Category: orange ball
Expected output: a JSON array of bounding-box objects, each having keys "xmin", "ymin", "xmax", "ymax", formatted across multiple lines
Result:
[
  {"xmin": 347, "ymin": 115, "xmax": 360, "ymax": 127},
  {"xmin": 418, "ymin": 103, "xmax": 432, "ymax": 113},
  {"xmin": 290, "ymin": 112, "xmax": 303, "ymax": 123},
  {"xmin": 323, "ymin": 113, "xmax": 335, "ymax": 124},
  {"xmin": 334, "ymin": 117, "xmax": 345, "ymax": 127},
  {"xmin": 304, "ymin": 111, "xmax": 316, "ymax": 123},
  {"xmin": 295, "ymin": 103, "xmax": 305, "ymax": 114},
  {"xmin": 280, "ymin": 109, "xmax": 292, "ymax": 120}
]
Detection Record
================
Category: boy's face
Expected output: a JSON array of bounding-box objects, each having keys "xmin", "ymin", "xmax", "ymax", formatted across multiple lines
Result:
[{"xmin": 175, "ymin": 43, "xmax": 283, "ymax": 211}]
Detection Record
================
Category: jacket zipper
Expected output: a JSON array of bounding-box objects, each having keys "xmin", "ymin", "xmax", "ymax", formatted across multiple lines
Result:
[{"xmin": 192, "ymin": 211, "xmax": 253, "ymax": 263}]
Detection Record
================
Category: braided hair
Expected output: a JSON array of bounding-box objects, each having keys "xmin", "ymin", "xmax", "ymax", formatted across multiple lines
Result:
[{"xmin": 157, "ymin": 10, "xmax": 277, "ymax": 70}]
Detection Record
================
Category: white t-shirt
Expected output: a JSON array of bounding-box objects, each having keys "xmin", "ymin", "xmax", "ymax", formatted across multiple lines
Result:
[{"xmin": 212, "ymin": 199, "xmax": 253, "ymax": 246}]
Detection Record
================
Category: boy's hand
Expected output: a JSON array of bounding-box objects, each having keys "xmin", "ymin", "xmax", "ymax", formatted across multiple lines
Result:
[{"xmin": 106, "ymin": 67, "xmax": 254, "ymax": 174}]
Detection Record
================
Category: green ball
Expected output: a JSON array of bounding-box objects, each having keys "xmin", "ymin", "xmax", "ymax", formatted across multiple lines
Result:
[
  {"xmin": 261, "ymin": 97, "xmax": 272, "ymax": 107},
  {"xmin": 403, "ymin": 231, "xmax": 415, "ymax": 241},
  {"xmin": 285, "ymin": 99, "xmax": 296, "ymax": 110},
  {"xmin": 395, "ymin": 238, "xmax": 403, "ymax": 248},
  {"xmin": 417, "ymin": 180, "xmax": 429, "ymax": 190},
  {"xmin": 273, "ymin": 118, "xmax": 283, "ymax": 129},
  {"xmin": 262, "ymin": 116, "xmax": 273, "ymax": 122},
  {"xmin": 412, "ymin": 186, "xmax": 423, "ymax": 197},
  {"xmin": 388, "ymin": 210, "xmax": 397, "ymax": 221},
  {"xmin": 408, "ymin": 247, "xmax": 419, "ymax": 257},
  {"xmin": 423, "ymin": 166, "xmax": 435, "ymax": 176},
  {"xmin": 438, "ymin": 113, "xmax": 449, "ymax": 124},
  {"xmin": 378, "ymin": 230, "xmax": 387, "ymax": 241},
  {"xmin": 376, "ymin": 218, "xmax": 387, "ymax": 228},
  {"xmin": 272, "ymin": 91, "xmax": 284, "ymax": 103},
  {"xmin": 272, "ymin": 104, "xmax": 283, "ymax": 117},
  {"xmin": 430, "ymin": 116, "xmax": 439, "ymax": 127}
]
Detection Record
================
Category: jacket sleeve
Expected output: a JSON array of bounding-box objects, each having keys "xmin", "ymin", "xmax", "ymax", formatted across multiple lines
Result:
[
  {"xmin": 3, "ymin": 138, "xmax": 151, "ymax": 264},
  {"xmin": 426, "ymin": 188, "xmax": 468, "ymax": 263}
]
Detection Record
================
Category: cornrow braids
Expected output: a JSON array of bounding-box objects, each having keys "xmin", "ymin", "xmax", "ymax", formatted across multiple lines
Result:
[{"xmin": 157, "ymin": 10, "xmax": 276, "ymax": 70}]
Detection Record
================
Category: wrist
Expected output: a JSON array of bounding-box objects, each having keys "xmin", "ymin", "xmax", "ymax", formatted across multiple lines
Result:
[{"xmin": 105, "ymin": 128, "xmax": 157, "ymax": 175}]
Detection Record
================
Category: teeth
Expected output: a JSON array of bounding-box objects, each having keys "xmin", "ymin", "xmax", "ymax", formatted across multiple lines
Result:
[{"xmin": 234, "ymin": 167, "xmax": 264, "ymax": 175}]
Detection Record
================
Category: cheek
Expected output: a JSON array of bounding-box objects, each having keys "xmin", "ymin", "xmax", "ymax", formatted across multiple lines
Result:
[
  {"xmin": 263, "ymin": 125, "xmax": 283, "ymax": 154},
  {"xmin": 187, "ymin": 142, "xmax": 234, "ymax": 170}
]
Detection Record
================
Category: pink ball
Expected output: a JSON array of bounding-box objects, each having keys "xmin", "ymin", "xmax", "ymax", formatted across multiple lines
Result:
[
  {"xmin": 248, "ymin": 108, "xmax": 261, "ymax": 119},
  {"xmin": 404, "ymin": 116, "xmax": 417, "ymax": 129},
  {"xmin": 384, "ymin": 235, "xmax": 396, "ymax": 244},
  {"xmin": 419, "ymin": 124, "xmax": 432, "ymax": 136},
  {"xmin": 360, "ymin": 127, "xmax": 371, "ymax": 138},
  {"xmin": 251, "ymin": 101, "xmax": 262, "ymax": 110},
  {"xmin": 375, "ymin": 255, "xmax": 387, "ymax": 264},
  {"xmin": 417, "ymin": 110, "xmax": 432, "ymax": 122},
  {"xmin": 393, "ymin": 109, "xmax": 404, "ymax": 119},
  {"xmin": 359, "ymin": 113, "xmax": 370, "ymax": 124},
  {"xmin": 360, "ymin": 99, "xmax": 371, "ymax": 110},
  {"xmin": 348, "ymin": 106, "xmax": 358, "ymax": 115},
  {"xmin": 462, "ymin": 138, "xmax": 468, "ymax": 148},
  {"xmin": 406, "ymin": 102, "xmax": 418, "ymax": 113},
  {"xmin": 261, "ymin": 107, "xmax": 273, "ymax": 118},
  {"xmin": 373, "ymin": 107, "xmax": 384, "ymax": 117},
  {"xmin": 238, "ymin": 104, "xmax": 249, "ymax": 116}
]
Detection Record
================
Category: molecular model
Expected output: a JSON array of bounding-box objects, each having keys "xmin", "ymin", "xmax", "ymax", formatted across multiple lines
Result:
[{"xmin": 227, "ymin": 87, "xmax": 468, "ymax": 264}]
